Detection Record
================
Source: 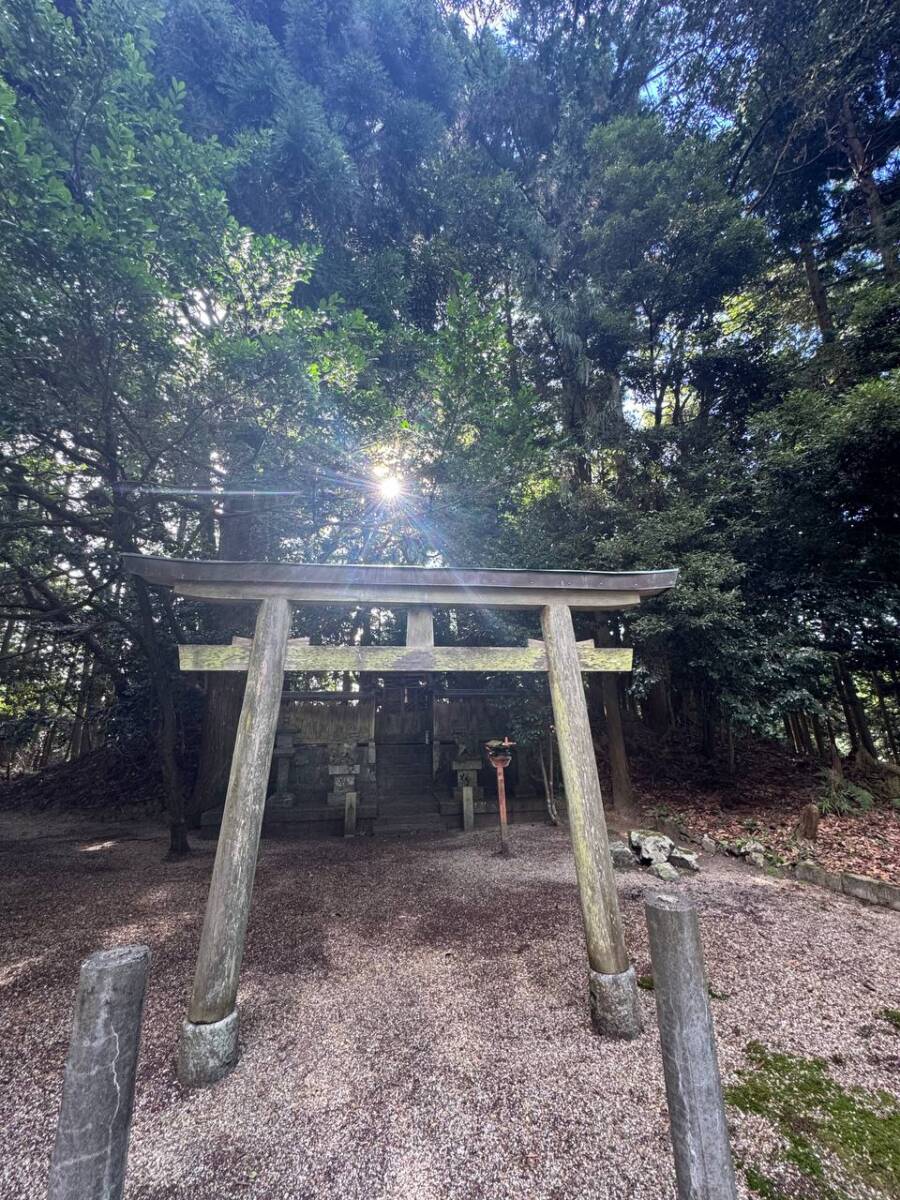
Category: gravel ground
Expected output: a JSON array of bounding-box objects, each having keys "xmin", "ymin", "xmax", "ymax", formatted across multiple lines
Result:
[{"xmin": 1, "ymin": 812, "xmax": 898, "ymax": 1200}]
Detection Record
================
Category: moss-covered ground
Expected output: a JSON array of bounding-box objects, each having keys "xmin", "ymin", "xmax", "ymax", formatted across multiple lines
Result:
[{"xmin": 728, "ymin": 1042, "xmax": 900, "ymax": 1199}]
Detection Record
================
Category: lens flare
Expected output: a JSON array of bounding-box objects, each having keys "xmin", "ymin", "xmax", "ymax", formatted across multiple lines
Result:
[{"xmin": 379, "ymin": 475, "xmax": 403, "ymax": 500}]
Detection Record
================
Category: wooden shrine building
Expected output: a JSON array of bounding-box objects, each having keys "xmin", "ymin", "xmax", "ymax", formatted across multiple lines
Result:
[{"xmin": 123, "ymin": 555, "xmax": 677, "ymax": 1087}]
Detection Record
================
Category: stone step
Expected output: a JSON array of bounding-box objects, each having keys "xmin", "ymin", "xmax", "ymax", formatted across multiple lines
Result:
[
  {"xmin": 378, "ymin": 805, "xmax": 440, "ymax": 818},
  {"xmin": 373, "ymin": 817, "xmax": 446, "ymax": 834}
]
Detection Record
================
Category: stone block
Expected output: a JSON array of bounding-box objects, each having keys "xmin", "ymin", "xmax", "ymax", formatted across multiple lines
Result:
[
  {"xmin": 588, "ymin": 966, "xmax": 642, "ymax": 1039},
  {"xmin": 796, "ymin": 860, "xmax": 842, "ymax": 892},
  {"xmin": 842, "ymin": 872, "xmax": 900, "ymax": 910},
  {"xmin": 452, "ymin": 757, "xmax": 482, "ymax": 772},
  {"xmin": 177, "ymin": 1012, "xmax": 239, "ymax": 1088}
]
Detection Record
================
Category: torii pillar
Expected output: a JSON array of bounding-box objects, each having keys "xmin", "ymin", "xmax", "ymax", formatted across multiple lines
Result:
[
  {"xmin": 177, "ymin": 597, "xmax": 291, "ymax": 1086},
  {"xmin": 122, "ymin": 555, "xmax": 677, "ymax": 1085}
]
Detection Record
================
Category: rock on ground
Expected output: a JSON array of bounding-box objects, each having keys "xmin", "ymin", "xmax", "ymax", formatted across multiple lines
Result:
[
  {"xmin": 669, "ymin": 848, "xmax": 699, "ymax": 873},
  {"xmin": 649, "ymin": 861, "xmax": 681, "ymax": 882},
  {"xmin": 609, "ymin": 840, "xmax": 637, "ymax": 869},
  {"xmin": 629, "ymin": 830, "xmax": 674, "ymax": 864},
  {"xmin": 0, "ymin": 812, "xmax": 898, "ymax": 1200}
]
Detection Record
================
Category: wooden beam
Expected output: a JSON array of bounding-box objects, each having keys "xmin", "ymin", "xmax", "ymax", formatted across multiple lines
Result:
[
  {"xmin": 541, "ymin": 603, "xmax": 641, "ymax": 1039},
  {"xmin": 183, "ymin": 597, "xmax": 292, "ymax": 1057},
  {"xmin": 232, "ymin": 635, "xmax": 310, "ymax": 647},
  {"xmin": 527, "ymin": 637, "xmax": 594, "ymax": 649},
  {"xmin": 179, "ymin": 643, "xmax": 634, "ymax": 674},
  {"xmin": 173, "ymin": 580, "xmax": 643, "ymax": 610}
]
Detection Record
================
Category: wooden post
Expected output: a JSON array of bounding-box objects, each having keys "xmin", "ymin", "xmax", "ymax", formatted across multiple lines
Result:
[
  {"xmin": 540, "ymin": 603, "xmax": 641, "ymax": 1038},
  {"xmin": 495, "ymin": 759, "xmax": 510, "ymax": 854},
  {"xmin": 406, "ymin": 605, "xmax": 434, "ymax": 647},
  {"xmin": 49, "ymin": 946, "xmax": 151, "ymax": 1200},
  {"xmin": 178, "ymin": 596, "xmax": 291, "ymax": 1087},
  {"xmin": 645, "ymin": 894, "xmax": 738, "ymax": 1200}
]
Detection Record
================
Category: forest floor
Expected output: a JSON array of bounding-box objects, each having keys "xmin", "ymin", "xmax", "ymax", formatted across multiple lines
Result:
[
  {"xmin": 1, "ymin": 813, "xmax": 898, "ymax": 1200},
  {"xmin": 624, "ymin": 741, "xmax": 900, "ymax": 884}
]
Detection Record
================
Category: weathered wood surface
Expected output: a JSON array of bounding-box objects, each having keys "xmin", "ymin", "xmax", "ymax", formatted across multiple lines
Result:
[
  {"xmin": 49, "ymin": 945, "xmax": 151, "ymax": 1200},
  {"xmin": 188, "ymin": 597, "xmax": 292, "ymax": 1024},
  {"xmin": 527, "ymin": 637, "xmax": 595, "ymax": 649},
  {"xmin": 645, "ymin": 894, "xmax": 738, "ymax": 1200},
  {"xmin": 406, "ymin": 605, "xmax": 434, "ymax": 647},
  {"xmin": 179, "ymin": 643, "xmax": 634, "ymax": 674},
  {"xmin": 171, "ymin": 580, "xmax": 643, "ymax": 609},
  {"xmin": 540, "ymin": 604, "xmax": 628, "ymax": 976},
  {"xmin": 123, "ymin": 553, "xmax": 678, "ymax": 597},
  {"xmin": 279, "ymin": 698, "xmax": 376, "ymax": 741},
  {"xmin": 232, "ymin": 635, "xmax": 310, "ymax": 646}
]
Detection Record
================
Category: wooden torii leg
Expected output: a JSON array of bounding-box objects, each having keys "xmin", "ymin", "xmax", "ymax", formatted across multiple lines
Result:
[
  {"xmin": 177, "ymin": 597, "xmax": 292, "ymax": 1086},
  {"xmin": 540, "ymin": 604, "xmax": 642, "ymax": 1038}
]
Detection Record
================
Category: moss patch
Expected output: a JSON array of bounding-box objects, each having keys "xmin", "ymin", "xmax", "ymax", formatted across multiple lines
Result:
[
  {"xmin": 727, "ymin": 1042, "xmax": 900, "ymax": 1199},
  {"xmin": 879, "ymin": 1008, "xmax": 900, "ymax": 1033}
]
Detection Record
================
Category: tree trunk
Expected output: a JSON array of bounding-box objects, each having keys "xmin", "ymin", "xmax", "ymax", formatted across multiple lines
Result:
[
  {"xmin": 643, "ymin": 677, "xmax": 671, "ymax": 735},
  {"xmin": 68, "ymin": 653, "xmax": 94, "ymax": 761},
  {"xmin": 837, "ymin": 661, "xmax": 879, "ymax": 760},
  {"xmin": 539, "ymin": 739, "xmax": 558, "ymax": 825},
  {"xmin": 503, "ymin": 278, "xmax": 521, "ymax": 395},
  {"xmin": 840, "ymin": 97, "xmax": 898, "ymax": 280},
  {"xmin": 133, "ymin": 576, "xmax": 190, "ymax": 855},
  {"xmin": 187, "ymin": 496, "xmax": 258, "ymax": 827},
  {"xmin": 799, "ymin": 240, "xmax": 836, "ymax": 342},
  {"xmin": 810, "ymin": 713, "xmax": 829, "ymax": 762},
  {"xmin": 873, "ymin": 674, "xmax": 899, "ymax": 763},
  {"xmin": 597, "ymin": 622, "xmax": 635, "ymax": 815}
]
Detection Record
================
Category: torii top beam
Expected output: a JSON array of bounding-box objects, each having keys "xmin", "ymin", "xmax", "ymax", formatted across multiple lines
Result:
[{"xmin": 122, "ymin": 555, "xmax": 678, "ymax": 610}]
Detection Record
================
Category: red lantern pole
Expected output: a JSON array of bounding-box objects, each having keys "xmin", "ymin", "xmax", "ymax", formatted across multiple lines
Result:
[{"xmin": 486, "ymin": 737, "xmax": 515, "ymax": 856}]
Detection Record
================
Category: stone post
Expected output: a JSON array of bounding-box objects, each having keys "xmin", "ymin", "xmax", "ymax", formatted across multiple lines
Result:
[
  {"xmin": 344, "ymin": 788, "xmax": 358, "ymax": 837},
  {"xmin": 540, "ymin": 603, "xmax": 641, "ymax": 1038},
  {"xmin": 453, "ymin": 757, "xmax": 482, "ymax": 833},
  {"xmin": 645, "ymin": 893, "xmax": 738, "ymax": 1200},
  {"xmin": 268, "ymin": 731, "xmax": 295, "ymax": 809},
  {"xmin": 49, "ymin": 946, "xmax": 151, "ymax": 1200}
]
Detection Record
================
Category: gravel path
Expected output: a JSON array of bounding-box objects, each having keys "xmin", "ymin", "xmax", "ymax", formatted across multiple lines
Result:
[{"xmin": 1, "ymin": 814, "xmax": 897, "ymax": 1199}]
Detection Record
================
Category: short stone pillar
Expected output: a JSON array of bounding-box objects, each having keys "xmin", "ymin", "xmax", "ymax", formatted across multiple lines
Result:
[
  {"xmin": 268, "ymin": 732, "xmax": 295, "ymax": 809},
  {"xmin": 49, "ymin": 946, "xmax": 151, "ymax": 1200},
  {"xmin": 453, "ymin": 757, "xmax": 483, "ymax": 832},
  {"xmin": 327, "ymin": 742, "xmax": 360, "ymax": 834},
  {"xmin": 343, "ymin": 789, "xmax": 358, "ymax": 837},
  {"xmin": 645, "ymin": 893, "xmax": 738, "ymax": 1200}
]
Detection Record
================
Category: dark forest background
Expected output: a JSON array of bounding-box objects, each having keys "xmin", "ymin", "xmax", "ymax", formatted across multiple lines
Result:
[{"xmin": 1, "ymin": 0, "xmax": 898, "ymax": 850}]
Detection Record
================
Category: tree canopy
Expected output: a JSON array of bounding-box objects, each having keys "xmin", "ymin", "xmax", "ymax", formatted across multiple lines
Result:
[{"xmin": 1, "ymin": 0, "xmax": 898, "ymax": 847}]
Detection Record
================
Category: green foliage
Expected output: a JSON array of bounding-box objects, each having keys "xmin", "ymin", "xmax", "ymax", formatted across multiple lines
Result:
[
  {"xmin": 1, "ymin": 0, "xmax": 898, "ymax": 803},
  {"xmin": 818, "ymin": 772, "xmax": 875, "ymax": 817}
]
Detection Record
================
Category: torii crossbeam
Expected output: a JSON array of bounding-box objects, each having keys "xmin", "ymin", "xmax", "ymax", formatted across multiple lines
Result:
[{"xmin": 123, "ymin": 555, "xmax": 678, "ymax": 1087}]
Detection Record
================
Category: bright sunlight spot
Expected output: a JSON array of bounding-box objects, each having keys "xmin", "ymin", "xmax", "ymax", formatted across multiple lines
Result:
[{"xmin": 378, "ymin": 475, "xmax": 403, "ymax": 500}]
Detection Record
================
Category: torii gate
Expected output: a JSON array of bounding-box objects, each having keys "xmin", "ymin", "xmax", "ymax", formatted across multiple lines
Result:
[{"xmin": 123, "ymin": 555, "xmax": 677, "ymax": 1087}]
